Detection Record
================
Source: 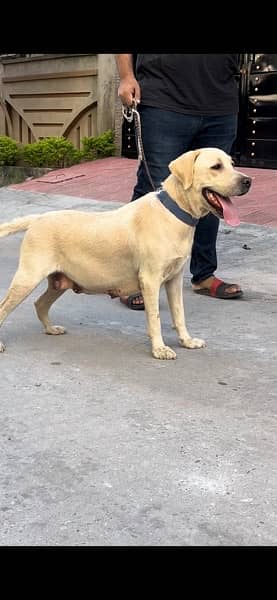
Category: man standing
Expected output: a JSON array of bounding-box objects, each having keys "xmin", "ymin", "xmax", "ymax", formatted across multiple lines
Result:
[{"xmin": 116, "ymin": 53, "xmax": 242, "ymax": 309}]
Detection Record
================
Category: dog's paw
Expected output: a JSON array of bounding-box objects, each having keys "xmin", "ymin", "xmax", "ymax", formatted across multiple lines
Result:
[
  {"xmin": 0, "ymin": 341, "xmax": 6, "ymax": 353},
  {"xmin": 180, "ymin": 336, "xmax": 206, "ymax": 349},
  {"xmin": 45, "ymin": 325, "xmax": 67, "ymax": 335},
  {"xmin": 152, "ymin": 345, "xmax": 177, "ymax": 360}
]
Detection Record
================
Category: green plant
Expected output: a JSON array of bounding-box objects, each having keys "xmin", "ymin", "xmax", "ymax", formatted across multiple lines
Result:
[
  {"xmin": 0, "ymin": 136, "xmax": 20, "ymax": 166},
  {"xmin": 0, "ymin": 131, "xmax": 116, "ymax": 170},
  {"xmin": 81, "ymin": 130, "xmax": 116, "ymax": 160},
  {"xmin": 22, "ymin": 137, "xmax": 82, "ymax": 168}
]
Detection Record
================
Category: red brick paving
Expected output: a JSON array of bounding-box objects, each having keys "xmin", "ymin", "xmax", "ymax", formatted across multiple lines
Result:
[
  {"xmin": 10, "ymin": 156, "xmax": 277, "ymax": 227},
  {"xmin": 10, "ymin": 157, "xmax": 137, "ymax": 204},
  {"xmin": 232, "ymin": 166, "xmax": 277, "ymax": 227}
]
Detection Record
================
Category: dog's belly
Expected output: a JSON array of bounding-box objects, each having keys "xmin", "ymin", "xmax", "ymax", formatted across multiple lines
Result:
[
  {"xmin": 82, "ymin": 283, "xmax": 140, "ymax": 297},
  {"xmin": 64, "ymin": 255, "xmax": 187, "ymax": 295},
  {"xmin": 72, "ymin": 272, "xmax": 140, "ymax": 297},
  {"xmin": 61, "ymin": 253, "xmax": 140, "ymax": 294}
]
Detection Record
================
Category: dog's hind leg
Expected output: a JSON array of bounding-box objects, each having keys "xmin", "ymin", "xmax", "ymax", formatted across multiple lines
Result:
[
  {"xmin": 34, "ymin": 276, "xmax": 67, "ymax": 335},
  {"xmin": 165, "ymin": 269, "xmax": 205, "ymax": 349},
  {"xmin": 0, "ymin": 267, "xmax": 47, "ymax": 352}
]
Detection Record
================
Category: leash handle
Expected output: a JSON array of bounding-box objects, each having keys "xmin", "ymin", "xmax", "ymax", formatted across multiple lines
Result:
[{"xmin": 122, "ymin": 98, "xmax": 138, "ymax": 122}]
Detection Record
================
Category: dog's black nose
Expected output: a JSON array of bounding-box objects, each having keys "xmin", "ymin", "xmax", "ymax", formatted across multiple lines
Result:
[{"xmin": 242, "ymin": 177, "xmax": 251, "ymax": 189}]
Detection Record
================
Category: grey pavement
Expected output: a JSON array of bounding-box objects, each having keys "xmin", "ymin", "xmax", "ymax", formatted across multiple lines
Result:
[{"xmin": 0, "ymin": 187, "xmax": 277, "ymax": 547}]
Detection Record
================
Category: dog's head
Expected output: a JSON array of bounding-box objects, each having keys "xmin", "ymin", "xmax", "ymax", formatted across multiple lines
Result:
[{"xmin": 169, "ymin": 148, "xmax": 251, "ymax": 226}]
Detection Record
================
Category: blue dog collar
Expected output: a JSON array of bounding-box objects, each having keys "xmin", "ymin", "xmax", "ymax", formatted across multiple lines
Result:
[{"xmin": 156, "ymin": 189, "xmax": 199, "ymax": 227}]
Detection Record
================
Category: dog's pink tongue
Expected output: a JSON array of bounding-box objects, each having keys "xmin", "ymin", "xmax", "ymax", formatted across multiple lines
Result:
[{"xmin": 219, "ymin": 197, "xmax": 240, "ymax": 226}]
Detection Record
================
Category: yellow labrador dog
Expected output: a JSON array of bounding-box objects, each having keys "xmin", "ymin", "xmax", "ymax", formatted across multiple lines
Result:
[{"xmin": 0, "ymin": 148, "xmax": 251, "ymax": 359}]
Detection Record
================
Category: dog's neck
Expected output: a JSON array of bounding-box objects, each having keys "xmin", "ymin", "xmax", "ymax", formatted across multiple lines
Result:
[
  {"xmin": 162, "ymin": 174, "xmax": 208, "ymax": 219},
  {"xmin": 157, "ymin": 189, "xmax": 199, "ymax": 227}
]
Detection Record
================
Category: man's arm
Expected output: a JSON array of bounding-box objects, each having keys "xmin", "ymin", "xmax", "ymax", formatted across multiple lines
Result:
[{"xmin": 115, "ymin": 54, "xmax": 141, "ymax": 106}]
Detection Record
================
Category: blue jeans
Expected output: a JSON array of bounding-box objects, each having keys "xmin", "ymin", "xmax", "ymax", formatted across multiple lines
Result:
[{"xmin": 131, "ymin": 106, "xmax": 238, "ymax": 283}]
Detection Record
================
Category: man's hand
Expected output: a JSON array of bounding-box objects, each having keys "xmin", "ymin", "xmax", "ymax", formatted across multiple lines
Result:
[{"xmin": 118, "ymin": 76, "xmax": 141, "ymax": 107}]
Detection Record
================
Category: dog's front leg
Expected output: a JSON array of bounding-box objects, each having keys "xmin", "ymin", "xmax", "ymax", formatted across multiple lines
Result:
[
  {"xmin": 139, "ymin": 272, "xmax": 176, "ymax": 360},
  {"xmin": 165, "ymin": 269, "xmax": 205, "ymax": 349}
]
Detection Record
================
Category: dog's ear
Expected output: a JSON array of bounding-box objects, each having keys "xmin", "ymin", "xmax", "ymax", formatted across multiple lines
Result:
[{"xmin": 169, "ymin": 150, "xmax": 201, "ymax": 190}]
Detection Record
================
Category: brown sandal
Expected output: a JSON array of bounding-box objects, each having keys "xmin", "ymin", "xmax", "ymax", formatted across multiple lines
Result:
[
  {"xmin": 193, "ymin": 277, "xmax": 243, "ymax": 299},
  {"xmin": 120, "ymin": 293, "xmax": 145, "ymax": 310}
]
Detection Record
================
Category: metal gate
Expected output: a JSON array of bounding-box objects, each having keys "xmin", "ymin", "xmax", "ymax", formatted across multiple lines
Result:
[{"xmin": 235, "ymin": 53, "xmax": 277, "ymax": 169}]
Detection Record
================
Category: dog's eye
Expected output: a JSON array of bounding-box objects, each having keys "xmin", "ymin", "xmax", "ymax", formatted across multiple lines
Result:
[{"xmin": 211, "ymin": 163, "xmax": 222, "ymax": 170}]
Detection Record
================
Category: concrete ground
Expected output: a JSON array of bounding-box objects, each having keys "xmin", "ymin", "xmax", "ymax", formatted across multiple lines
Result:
[{"xmin": 0, "ymin": 182, "xmax": 277, "ymax": 547}]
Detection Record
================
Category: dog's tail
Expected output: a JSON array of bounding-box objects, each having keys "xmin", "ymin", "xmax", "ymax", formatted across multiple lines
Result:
[{"xmin": 0, "ymin": 214, "xmax": 40, "ymax": 239}]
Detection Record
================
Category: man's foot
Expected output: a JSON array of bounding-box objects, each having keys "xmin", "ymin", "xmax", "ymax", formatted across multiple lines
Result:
[
  {"xmin": 120, "ymin": 292, "xmax": 145, "ymax": 310},
  {"xmin": 192, "ymin": 276, "xmax": 242, "ymax": 299}
]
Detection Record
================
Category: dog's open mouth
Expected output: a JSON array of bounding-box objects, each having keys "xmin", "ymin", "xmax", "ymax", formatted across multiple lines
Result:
[{"xmin": 202, "ymin": 188, "xmax": 240, "ymax": 226}]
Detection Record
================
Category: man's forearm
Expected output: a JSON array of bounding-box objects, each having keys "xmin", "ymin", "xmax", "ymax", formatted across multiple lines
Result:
[
  {"xmin": 115, "ymin": 54, "xmax": 140, "ymax": 106},
  {"xmin": 115, "ymin": 54, "xmax": 134, "ymax": 80}
]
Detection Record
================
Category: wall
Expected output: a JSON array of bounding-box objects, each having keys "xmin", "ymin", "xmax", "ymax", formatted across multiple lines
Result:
[{"xmin": 0, "ymin": 54, "xmax": 120, "ymax": 151}]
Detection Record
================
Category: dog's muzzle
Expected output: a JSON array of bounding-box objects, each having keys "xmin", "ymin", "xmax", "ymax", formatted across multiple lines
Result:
[{"xmin": 238, "ymin": 176, "xmax": 252, "ymax": 195}]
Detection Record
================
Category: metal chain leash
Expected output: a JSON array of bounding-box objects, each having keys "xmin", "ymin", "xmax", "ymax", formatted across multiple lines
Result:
[{"xmin": 122, "ymin": 100, "xmax": 156, "ymax": 191}]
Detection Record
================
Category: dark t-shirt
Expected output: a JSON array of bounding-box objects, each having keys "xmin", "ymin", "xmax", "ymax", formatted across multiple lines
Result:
[{"xmin": 135, "ymin": 54, "xmax": 240, "ymax": 115}]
